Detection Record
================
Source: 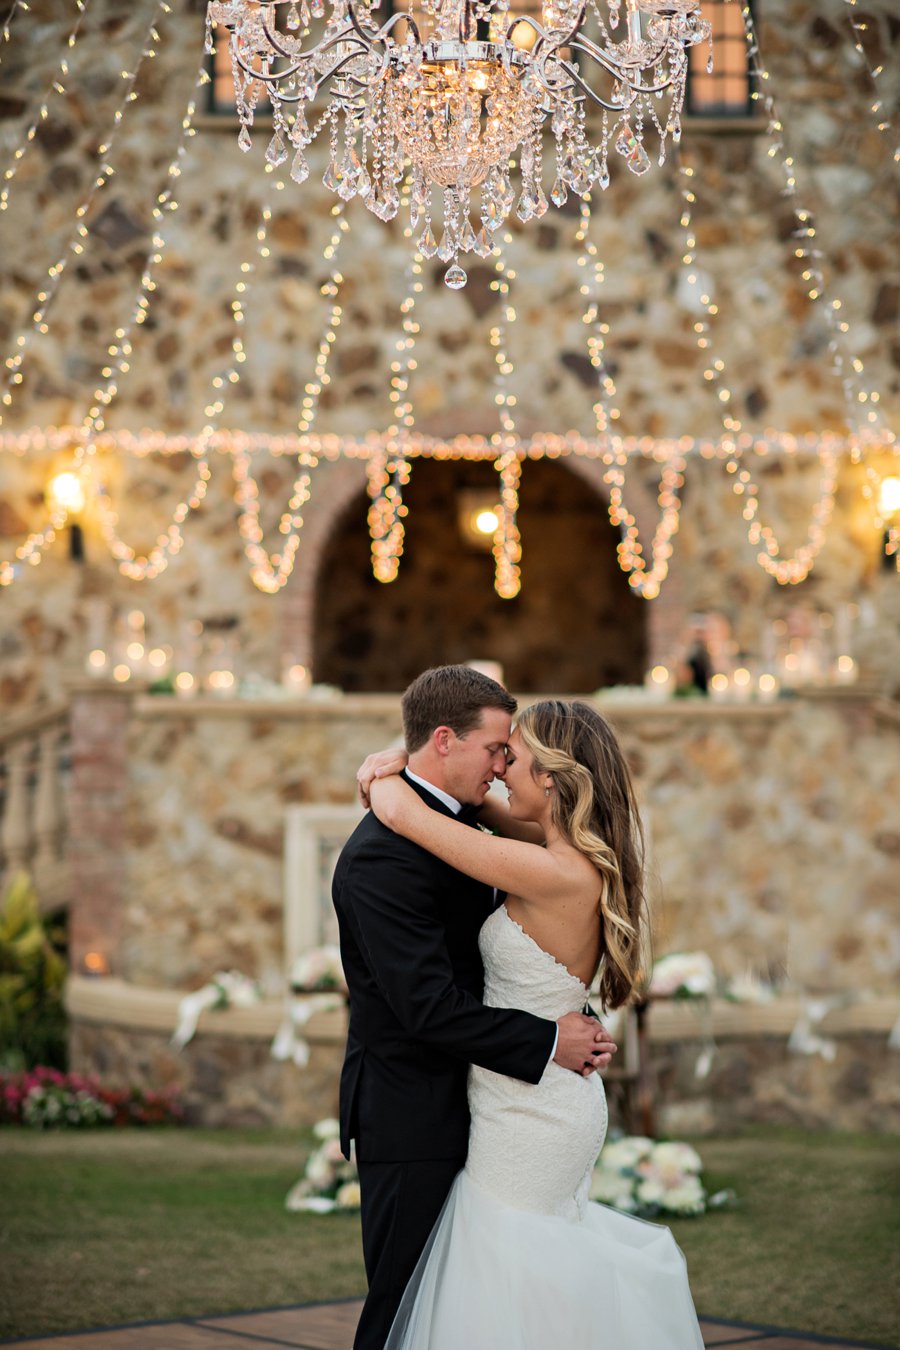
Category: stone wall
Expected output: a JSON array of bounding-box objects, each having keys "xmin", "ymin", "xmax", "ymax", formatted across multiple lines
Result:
[
  {"xmin": 60, "ymin": 689, "xmax": 896, "ymax": 995},
  {"xmin": 2, "ymin": 2, "xmax": 899, "ymax": 1127},
  {"xmin": 0, "ymin": 1, "xmax": 899, "ymax": 708}
]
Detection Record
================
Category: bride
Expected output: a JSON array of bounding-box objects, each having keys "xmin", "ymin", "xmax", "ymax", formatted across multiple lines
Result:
[{"xmin": 365, "ymin": 698, "xmax": 705, "ymax": 1350}]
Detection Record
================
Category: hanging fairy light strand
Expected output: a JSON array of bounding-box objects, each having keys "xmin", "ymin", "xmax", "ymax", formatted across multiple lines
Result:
[
  {"xmin": 1, "ymin": 0, "xmax": 92, "ymax": 212},
  {"xmin": 489, "ymin": 234, "xmax": 523, "ymax": 600},
  {"xmin": 72, "ymin": 62, "xmax": 214, "ymax": 462},
  {"xmin": 0, "ymin": 0, "xmax": 29, "ymax": 65},
  {"xmin": 235, "ymin": 199, "xmax": 352, "ymax": 593},
  {"xmin": 0, "ymin": 53, "xmax": 219, "ymax": 585},
  {"xmin": 576, "ymin": 193, "xmax": 684, "ymax": 600},
  {"xmin": 1, "ymin": 0, "xmax": 173, "ymax": 424},
  {"xmin": 368, "ymin": 194, "xmax": 422, "ymax": 585},
  {"xmin": 677, "ymin": 159, "xmax": 839, "ymax": 586},
  {"xmin": 739, "ymin": 0, "xmax": 888, "ymax": 448},
  {"xmin": 841, "ymin": 0, "xmax": 899, "ymax": 160}
]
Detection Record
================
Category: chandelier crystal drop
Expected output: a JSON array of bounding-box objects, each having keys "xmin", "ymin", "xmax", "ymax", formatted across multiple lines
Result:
[{"xmin": 207, "ymin": 0, "xmax": 708, "ymax": 284}]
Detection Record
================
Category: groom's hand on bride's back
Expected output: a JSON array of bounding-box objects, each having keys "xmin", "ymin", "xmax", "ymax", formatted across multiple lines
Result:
[{"xmin": 554, "ymin": 1012, "xmax": 617, "ymax": 1077}]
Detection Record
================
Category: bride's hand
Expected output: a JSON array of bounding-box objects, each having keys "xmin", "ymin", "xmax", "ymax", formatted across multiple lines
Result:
[{"xmin": 357, "ymin": 745, "xmax": 409, "ymax": 809}]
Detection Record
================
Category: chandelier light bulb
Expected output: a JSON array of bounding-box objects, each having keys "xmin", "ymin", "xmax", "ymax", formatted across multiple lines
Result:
[{"xmin": 208, "ymin": 0, "xmax": 708, "ymax": 285}]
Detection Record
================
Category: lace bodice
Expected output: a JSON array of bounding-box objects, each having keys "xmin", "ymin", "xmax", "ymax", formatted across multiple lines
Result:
[
  {"xmin": 466, "ymin": 906, "xmax": 607, "ymax": 1220},
  {"xmin": 479, "ymin": 904, "xmax": 589, "ymax": 1020}
]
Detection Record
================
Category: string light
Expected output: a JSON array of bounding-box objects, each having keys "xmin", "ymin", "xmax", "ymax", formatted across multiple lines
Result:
[
  {"xmin": 1, "ymin": 0, "xmax": 91, "ymax": 212},
  {"xmin": 68, "ymin": 50, "xmax": 223, "ymax": 580},
  {"xmin": 0, "ymin": 0, "xmax": 173, "ymax": 423},
  {"xmin": 3, "ymin": 426, "xmax": 887, "ymax": 463},
  {"xmin": 489, "ymin": 233, "xmax": 522, "ymax": 600},
  {"xmin": 0, "ymin": 0, "xmax": 29, "ymax": 65},
  {"xmin": 368, "ymin": 186, "xmax": 421, "ymax": 585},
  {"xmin": 577, "ymin": 194, "xmax": 684, "ymax": 600},
  {"xmin": 842, "ymin": 0, "xmax": 899, "ymax": 160},
  {"xmin": 677, "ymin": 159, "xmax": 838, "ymax": 586},
  {"xmin": 235, "ymin": 201, "xmax": 351, "ymax": 593}
]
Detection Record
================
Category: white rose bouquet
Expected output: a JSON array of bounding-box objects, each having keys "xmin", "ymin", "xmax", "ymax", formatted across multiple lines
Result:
[
  {"xmin": 285, "ymin": 1117, "xmax": 361, "ymax": 1213},
  {"xmin": 590, "ymin": 1135, "xmax": 733, "ymax": 1219},
  {"xmin": 648, "ymin": 952, "xmax": 716, "ymax": 1000},
  {"xmin": 290, "ymin": 946, "xmax": 347, "ymax": 994}
]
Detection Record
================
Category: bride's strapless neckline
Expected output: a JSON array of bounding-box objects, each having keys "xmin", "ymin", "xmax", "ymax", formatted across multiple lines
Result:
[{"xmin": 500, "ymin": 905, "xmax": 589, "ymax": 995}]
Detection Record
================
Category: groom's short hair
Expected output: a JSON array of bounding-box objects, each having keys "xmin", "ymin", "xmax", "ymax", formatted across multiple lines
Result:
[{"xmin": 402, "ymin": 665, "xmax": 517, "ymax": 753}]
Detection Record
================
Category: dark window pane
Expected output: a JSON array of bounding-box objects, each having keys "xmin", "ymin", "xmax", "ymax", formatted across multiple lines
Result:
[{"xmin": 687, "ymin": 0, "xmax": 753, "ymax": 117}]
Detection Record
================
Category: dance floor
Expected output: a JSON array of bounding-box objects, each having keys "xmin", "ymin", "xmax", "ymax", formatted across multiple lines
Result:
[{"xmin": 1, "ymin": 1301, "xmax": 895, "ymax": 1350}]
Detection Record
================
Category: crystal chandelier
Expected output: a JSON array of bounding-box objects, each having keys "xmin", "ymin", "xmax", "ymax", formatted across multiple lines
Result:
[{"xmin": 207, "ymin": 0, "xmax": 709, "ymax": 285}]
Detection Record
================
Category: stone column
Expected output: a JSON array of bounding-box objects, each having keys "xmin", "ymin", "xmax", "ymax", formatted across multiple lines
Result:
[{"xmin": 66, "ymin": 682, "xmax": 132, "ymax": 977}]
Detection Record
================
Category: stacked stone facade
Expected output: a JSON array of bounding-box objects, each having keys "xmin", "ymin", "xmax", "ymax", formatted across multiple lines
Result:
[{"xmin": 0, "ymin": 1, "xmax": 898, "ymax": 1126}]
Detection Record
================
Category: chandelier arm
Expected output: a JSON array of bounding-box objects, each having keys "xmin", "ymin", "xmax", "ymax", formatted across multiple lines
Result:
[
  {"xmin": 259, "ymin": 14, "xmax": 306, "ymax": 61},
  {"xmin": 348, "ymin": 7, "xmax": 424, "ymax": 47},
  {"xmin": 549, "ymin": 1, "xmax": 588, "ymax": 53},
  {"xmin": 568, "ymin": 31, "xmax": 681, "ymax": 94},
  {"xmin": 230, "ymin": 46, "xmax": 314, "ymax": 86}
]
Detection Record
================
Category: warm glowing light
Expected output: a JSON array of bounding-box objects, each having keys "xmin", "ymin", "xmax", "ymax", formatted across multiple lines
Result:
[
  {"xmin": 88, "ymin": 649, "xmax": 108, "ymax": 670},
  {"xmin": 112, "ymin": 664, "xmax": 131, "ymax": 682},
  {"xmin": 475, "ymin": 508, "xmax": 499, "ymax": 535},
  {"xmin": 208, "ymin": 669, "xmax": 235, "ymax": 690},
  {"xmin": 46, "ymin": 470, "xmax": 86, "ymax": 516},
  {"xmin": 174, "ymin": 671, "xmax": 195, "ymax": 692},
  {"xmin": 733, "ymin": 667, "xmax": 751, "ymax": 687},
  {"xmin": 83, "ymin": 951, "xmax": 109, "ymax": 976},
  {"xmin": 650, "ymin": 665, "xmax": 670, "ymax": 685},
  {"xmin": 710, "ymin": 673, "xmax": 729, "ymax": 693},
  {"xmin": 126, "ymin": 641, "xmax": 145, "ymax": 661},
  {"xmin": 835, "ymin": 655, "xmax": 858, "ymax": 684},
  {"xmin": 758, "ymin": 673, "xmax": 777, "ymax": 695},
  {"xmin": 148, "ymin": 647, "xmax": 168, "ymax": 668},
  {"xmin": 878, "ymin": 476, "xmax": 900, "ymax": 519}
]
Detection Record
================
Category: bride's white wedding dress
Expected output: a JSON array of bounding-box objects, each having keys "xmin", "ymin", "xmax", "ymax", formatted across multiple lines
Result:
[{"xmin": 385, "ymin": 905, "xmax": 706, "ymax": 1349}]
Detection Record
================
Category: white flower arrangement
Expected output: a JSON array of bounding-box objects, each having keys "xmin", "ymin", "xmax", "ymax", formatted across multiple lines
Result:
[
  {"xmin": 289, "ymin": 946, "xmax": 347, "ymax": 994},
  {"xmin": 590, "ymin": 1135, "xmax": 733, "ymax": 1219},
  {"xmin": 648, "ymin": 951, "xmax": 716, "ymax": 1000},
  {"xmin": 172, "ymin": 970, "xmax": 262, "ymax": 1051},
  {"xmin": 285, "ymin": 1117, "xmax": 360, "ymax": 1213}
]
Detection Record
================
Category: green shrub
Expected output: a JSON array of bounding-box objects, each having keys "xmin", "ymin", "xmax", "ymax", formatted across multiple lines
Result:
[{"xmin": 0, "ymin": 871, "xmax": 67, "ymax": 1072}]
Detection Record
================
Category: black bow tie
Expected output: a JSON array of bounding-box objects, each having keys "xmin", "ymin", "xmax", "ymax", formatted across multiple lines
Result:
[{"xmin": 456, "ymin": 803, "xmax": 482, "ymax": 826}]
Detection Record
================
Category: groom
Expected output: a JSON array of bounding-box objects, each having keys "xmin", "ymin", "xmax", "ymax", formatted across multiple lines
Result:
[{"xmin": 332, "ymin": 665, "xmax": 617, "ymax": 1350}]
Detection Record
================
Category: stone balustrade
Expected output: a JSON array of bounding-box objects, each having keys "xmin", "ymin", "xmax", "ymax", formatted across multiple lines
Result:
[{"xmin": 0, "ymin": 701, "xmax": 71, "ymax": 912}]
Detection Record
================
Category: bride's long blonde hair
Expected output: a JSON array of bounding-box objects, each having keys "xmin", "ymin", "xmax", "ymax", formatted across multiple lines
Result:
[{"xmin": 517, "ymin": 700, "xmax": 647, "ymax": 1009}]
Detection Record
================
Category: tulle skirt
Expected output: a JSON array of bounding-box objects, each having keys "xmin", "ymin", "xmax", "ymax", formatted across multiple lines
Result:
[{"xmin": 385, "ymin": 1169, "xmax": 705, "ymax": 1350}]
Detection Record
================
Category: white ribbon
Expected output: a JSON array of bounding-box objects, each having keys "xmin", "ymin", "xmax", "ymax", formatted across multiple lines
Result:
[
  {"xmin": 787, "ymin": 997, "xmax": 841, "ymax": 1060},
  {"xmin": 271, "ymin": 992, "xmax": 343, "ymax": 1067},
  {"xmin": 171, "ymin": 971, "xmax": 261, "ymax": 1051}
]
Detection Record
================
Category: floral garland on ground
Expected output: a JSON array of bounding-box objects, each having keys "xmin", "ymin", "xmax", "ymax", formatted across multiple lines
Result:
[
  {"xmin": 0, "ymin": 1067, "xmax": 183, "ymax": 1128},
  {"xmin": 285, "ymin": 1118, "xmax": 360, "ymax": 1213},
  {"xmin": 590, "ymin": 1136, "xmax": 734, "ymax": 1218},
  {"xmin": 286, "ymin": 1121, "xmax": 733, "ymax": 1219}
]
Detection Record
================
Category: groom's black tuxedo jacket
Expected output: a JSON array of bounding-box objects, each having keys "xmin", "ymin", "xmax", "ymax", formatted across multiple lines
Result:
[{"xmin": 333, "ymin": 773, "xmax": 556, "ymax": 1162}]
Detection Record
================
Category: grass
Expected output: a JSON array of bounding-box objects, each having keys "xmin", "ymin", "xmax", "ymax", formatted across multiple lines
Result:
[{"xmin": 0, "ymin": 1127, "xmax": 897, "ymax": 1345}]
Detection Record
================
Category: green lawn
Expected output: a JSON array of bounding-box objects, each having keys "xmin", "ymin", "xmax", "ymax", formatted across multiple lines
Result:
[{"xmin": 0, "ymin": 1127, "xmax": 896, "ymax": 1345}]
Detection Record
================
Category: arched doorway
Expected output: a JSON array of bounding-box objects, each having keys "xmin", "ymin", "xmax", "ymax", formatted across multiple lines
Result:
[{"xmin": 312, "ymin": 456, "xmax": 647, "ymax": 692}]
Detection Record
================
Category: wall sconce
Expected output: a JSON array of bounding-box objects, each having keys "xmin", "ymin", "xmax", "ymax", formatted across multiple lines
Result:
[
  {"xmin": 457, "ymin": 489, "xmax": 500, "ymax": 552},
  {"xmin": 46, "ymin": 468, "xmax": 87, "ymax": 561},
  {"xmin": 878, "ymin": 475, "xmax": 900, "ymax": 571}
]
